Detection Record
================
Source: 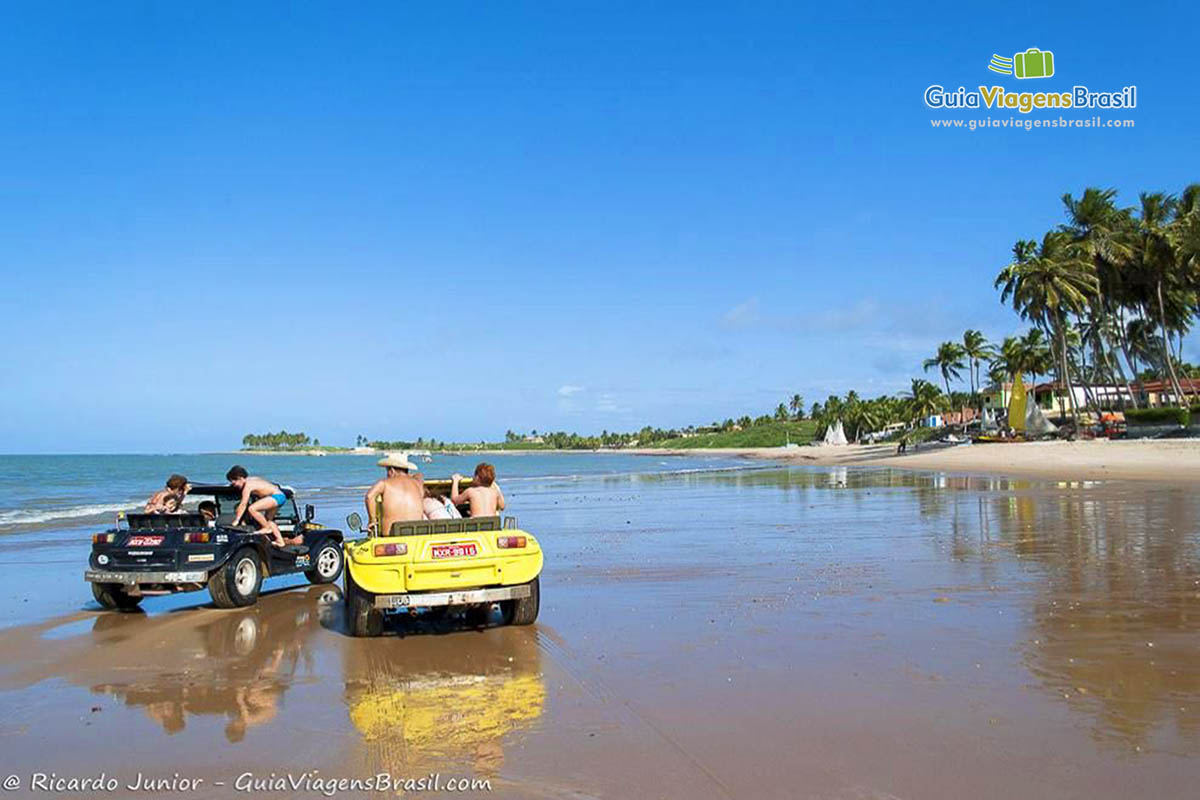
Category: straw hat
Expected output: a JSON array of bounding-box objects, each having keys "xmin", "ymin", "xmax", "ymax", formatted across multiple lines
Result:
[{"xmin": 377, "ymin": 453, "xmax": 417, "ymax": 472}]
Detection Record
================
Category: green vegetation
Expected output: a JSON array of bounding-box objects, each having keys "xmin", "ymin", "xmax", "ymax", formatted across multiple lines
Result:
[
  {"xmin": 650, "ymin": 420, "xmax": 818, "ymax": 449},
  {"xmin": 1125, "ymin": 406, "xmax": 1195, "ymax": 426},
  {"xmin": 923, "ymin": 341, "xmax": 967, "ymax": 397},
  {"xmin": 242, "ymin": 430, "xmax": 322, "ymax": 450}
]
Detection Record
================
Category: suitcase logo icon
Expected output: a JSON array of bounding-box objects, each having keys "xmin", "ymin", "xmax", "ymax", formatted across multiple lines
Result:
[{"xmin": 988, "ymin": 48, "xmax": 1055, "ymax": 79}]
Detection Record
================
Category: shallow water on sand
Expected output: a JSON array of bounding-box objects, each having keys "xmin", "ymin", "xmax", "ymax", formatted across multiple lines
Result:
[
  {"xmin": 0, "ymin": 465, "xmax": 1198, "ymax": 799},
  {"xmin": 0, "ymin": 452, "xmax": 747, "ymax": 532}
]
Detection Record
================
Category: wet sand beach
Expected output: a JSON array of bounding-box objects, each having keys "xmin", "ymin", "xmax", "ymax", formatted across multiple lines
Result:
[
  {"xmin": 1, "ymin": 465, "xmax": 1199, "ymax": 798},
  {"xmin": 638, "ymin": 438, "xmax": 1200, "ymax": 484}
]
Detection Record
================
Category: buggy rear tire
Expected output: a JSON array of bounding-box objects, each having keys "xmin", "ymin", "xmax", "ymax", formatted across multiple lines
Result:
[
  {"xmin": 501, "ymin": 577, "xmax": 540, "ymax": 626},
  {"xmin": 208, "ymin": 548, "xmax": 263, "ymax": 609},
  {"xmin": 306, "ymin": 542, "xmax": 343, "ymax": 585},
  {"xmin": 91, "ymin": 582, "xmax": 142, "ymax": 612},
  {"xmin": 344, "ymin": 569, "xmax": 383, "ymax": 637}
]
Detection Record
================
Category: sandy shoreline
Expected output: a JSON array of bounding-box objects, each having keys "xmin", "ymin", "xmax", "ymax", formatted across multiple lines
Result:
[
  {"xmin": 229, "ymin": 439, "xmax": 1200, "ymax": 484},
  {"xmin": 631, "ymin": 438, "xmax": 1200, "ymax": 483}
]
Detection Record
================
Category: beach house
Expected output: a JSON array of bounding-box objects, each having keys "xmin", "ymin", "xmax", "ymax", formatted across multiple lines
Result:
[{"xmin": 982, "ymin": 379, "xmax": 1198, "ymax": 419}]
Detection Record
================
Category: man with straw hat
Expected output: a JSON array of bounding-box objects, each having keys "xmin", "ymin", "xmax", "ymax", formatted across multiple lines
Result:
[{"xmin": 364, "ymin": 454, "xmax": 424, "ymax": 536}]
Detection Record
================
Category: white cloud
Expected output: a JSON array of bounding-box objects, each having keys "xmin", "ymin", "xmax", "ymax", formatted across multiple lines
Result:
[
  {"xmin": 557, "ymin": 384, "xmax": 584, "ymax": 397},
  {"xmin": 721, "ymin": 297, "xmax": 761, "ymax": 328}
]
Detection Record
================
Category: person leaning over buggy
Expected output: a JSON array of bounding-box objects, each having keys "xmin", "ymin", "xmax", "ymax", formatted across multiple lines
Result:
[{"xmin": 225, "ymin": 465, "xmax": 299, "ymax": 547}]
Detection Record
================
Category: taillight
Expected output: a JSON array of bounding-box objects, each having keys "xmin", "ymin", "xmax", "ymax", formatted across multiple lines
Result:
[
  {"xmin": 374, "ymin": 543, "xmax": 407, "ymax": 557},
  {"xmin": 92, "ymin": 533, "xmax": 115, "ymax": 544},
  {"xmin": 497, "ymin": 536, "xmax": 527, "ymax": 549},
  {"xmin": 184, "ymin": 532, "xmax": 211, "ymax": 543}
]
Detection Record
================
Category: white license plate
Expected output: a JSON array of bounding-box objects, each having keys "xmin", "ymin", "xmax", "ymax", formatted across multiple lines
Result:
[{"xmin": 430, "ymin": 543, "xmax": 477, "ymax": 560}]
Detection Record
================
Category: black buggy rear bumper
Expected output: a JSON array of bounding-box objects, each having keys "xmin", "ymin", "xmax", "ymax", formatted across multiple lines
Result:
[{"xmin": 85, "ymin": 569, "xmax": 209, "ymax": 585}]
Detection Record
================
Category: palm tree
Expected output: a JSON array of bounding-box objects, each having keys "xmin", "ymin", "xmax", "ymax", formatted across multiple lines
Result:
[
  {"xmin": 1019, "ymin": 328, "xmax": 1054, "ymax": 383},
  {"xmin": 1166, "ymin": 184, "xmax": 1200, "ymax": 402},
  {"xmin": 1125, "ymin": 318, "xmax": 1157, "ymax": 377},
  {"xmin": 1061, "ymin": 187, "xmax": 1140, "ymax": 407},
  {"xmin": 961, "ymin": 329, "xmax": 994, "ymax": 411},
  {"xmin": 1130, "ymin": 192, "xmax": 1188, "ymax": 405},
  {"xmin": 905, "ymin": 379, "xmax": 946, "ymax": 425},
  {"xmin": 812, "ymin": 395, "xmax": 846, "ymax": 438},
  {"xmin": 789, "ymin": 394, "xmax": 805, "ymax": 419},
  {"xmin": 850, "ymin": 404, "xmax": 883, "ymax": 442},
  {"xmin": 923, "ymin": 341, "xmax": 967, "ymax": 397},
  {"xmin": 995, "ymin": 232, "xmax": 1099, "ymax": 426},
  {"xmin": 990, "ymin": 336, "xmax": 1023, "ymax": 384}
]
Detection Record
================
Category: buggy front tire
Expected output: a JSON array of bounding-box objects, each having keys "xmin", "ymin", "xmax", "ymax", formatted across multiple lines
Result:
[
  {"xmin": 501, "ymin": 577, "xmax": 540, "ymax": 626},
  {"xmin": 306, "ymin": 542, "xmax": 343, "ymax": 585},
  {"xmin": 208, "ymin": 548, "xmax": 263, "ymax": 609},
  {"xmin": 344, "ymin": 569, "xmax": 383, "ymax": 637},
  {"xmin": 91, "ymin": 582, "xmax": 142, "ymax": 612}
]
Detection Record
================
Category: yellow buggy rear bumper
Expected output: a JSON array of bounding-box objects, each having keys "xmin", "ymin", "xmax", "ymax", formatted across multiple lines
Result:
[
  {"xmin": 373, "ymin": 583, "xmax": 532, "ymax": 610},
  {"xmin": 342, "ymin": 517, "xmax": 543, "ymax": 598}
]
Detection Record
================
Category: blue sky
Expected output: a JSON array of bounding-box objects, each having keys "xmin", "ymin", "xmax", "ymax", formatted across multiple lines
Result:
[{"xmin": 1, "ymin": 1, "xmax": 1196, "ymax": 452}]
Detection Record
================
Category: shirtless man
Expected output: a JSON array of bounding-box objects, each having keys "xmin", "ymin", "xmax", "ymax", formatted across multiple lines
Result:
[
  {"xmin": 365, "ymin": 454, "xmax": 424, "ymax": 536},
  {"xmin": 227, "ymin": 465, "xmax": 293, "ymax": 547},
  {"xmin": 450, "ymin": 463, "xmax": 506, "ymax": 518},
  {"xmin": 145, "ymin": 474, "xmax": 189, "ymax": 513}
]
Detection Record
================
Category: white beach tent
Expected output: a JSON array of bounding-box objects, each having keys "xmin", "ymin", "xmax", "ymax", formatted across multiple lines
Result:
[{"xmin": 823, "ymin": 419, "xmax": 848, "ymax": 446}]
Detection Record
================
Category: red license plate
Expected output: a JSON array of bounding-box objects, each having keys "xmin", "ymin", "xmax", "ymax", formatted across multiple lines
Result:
[
  {"xmin": 431, "ymin": 543, "xmax": 477, "ymax": 560},
  {"xmin": 126, "ymin": 535, "xmax": 164, "ymax": 546}
]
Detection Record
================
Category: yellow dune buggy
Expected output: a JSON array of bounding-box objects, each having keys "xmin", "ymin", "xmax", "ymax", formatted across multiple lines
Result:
[{"xmin": 341, "ymin": 479, "xmax": 543, "ymax": 637}]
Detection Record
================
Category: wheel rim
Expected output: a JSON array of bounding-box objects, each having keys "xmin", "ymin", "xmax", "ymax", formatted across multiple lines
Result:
[
  {"xmin": 234, "ymin": 557, "xmax": 258, "ymax": 595},
  {"xmin": 317, "ymin": 546, "xmax": 340, "ymax": 578},
  {"xmin": 233, "ymin": 617, "xmax": 258, "ymax": 653}
]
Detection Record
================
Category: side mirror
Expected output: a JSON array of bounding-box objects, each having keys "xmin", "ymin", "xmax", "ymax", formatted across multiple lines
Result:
[
  {"xmin": 346, "ymin": 512, "xmax": 362, "ymax": 532},
  {"xmin": 305, "ymin": 504, "xmax": 316, "ymax": 523}
]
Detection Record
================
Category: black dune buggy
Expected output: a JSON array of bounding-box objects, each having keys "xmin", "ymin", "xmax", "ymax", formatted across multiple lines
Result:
[{"xmin": 85, "ymin": 484, "xmax": 344, "ymax": 611}]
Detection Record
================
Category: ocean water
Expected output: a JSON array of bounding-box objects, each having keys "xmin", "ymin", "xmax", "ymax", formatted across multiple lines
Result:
[{"xmin": 0, "ymin": 452, "xmax": 749, "ymax": 533}]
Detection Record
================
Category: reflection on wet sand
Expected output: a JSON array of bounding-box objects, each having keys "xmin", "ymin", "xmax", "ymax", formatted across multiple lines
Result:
[
  {"xmin": 88, "ymin": 585, "xmax": 342, "ymax": 741},
  {"xmin": 986, "ymin": 486, "xmax": 1200, "ymax": 753},
  {"xmin": 0, "ymin": 586, "xmax": 546, "ymax": 777},
  {"xmin": 692, "ymin": 466, "xmax": 1200, "ymax": 754},
  {"xmin": 340, "ymin": 624, "xmax": 546, "ymax": 778}
]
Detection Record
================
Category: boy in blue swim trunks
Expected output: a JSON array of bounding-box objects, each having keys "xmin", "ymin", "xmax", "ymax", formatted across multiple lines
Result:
[{"xmin": 226, "ymin": 465, "xmax": 290, "ymax": 547}]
